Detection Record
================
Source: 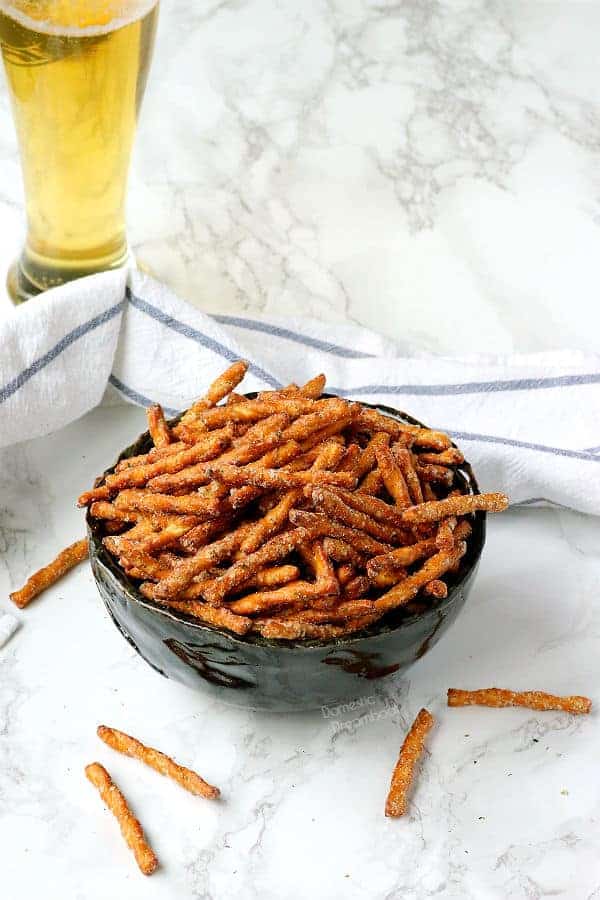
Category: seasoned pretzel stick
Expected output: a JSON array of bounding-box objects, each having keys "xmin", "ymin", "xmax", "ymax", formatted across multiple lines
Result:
[
  {"xmin": 97, "ymin": 726, "xmax": 220, "ymax": 798},
  {"xmin": 204, "ymin": 462, "xmax": 356, "ymax": 491},
  {"xmin": 422, "ymin": 579, "xmax": 448, "ymax": 599},
  {"xmin": 85, "ymin": 762, "xmax": 158, "ymax": 875},
  {"xmin": 392, "ymin": 447, "xmax": 424, "ymax": 505},
  {"xmin": 375, "ymin": 445, "xmax": 411, "ymax": 507},
  {"xmin": 10, "ymin": 538, "xmax": 88, "ymax": 608},
  {"xmin": 447, "ymin": 688, "xmax": 592, "ymax": 715},
  {"xmin": 289, "ymin": 510, "xmax": 393, "ymax": 556},
  {"xmin": 254, "ymin": 613, "xmax": 378, "ymax": 641},
  {"xmin": 228, "ymin": 578, "xmax": 338, "ymax": 616},
  {"xmin": 417, "ymin": 448, "xmax": 464, "ymax": 466},
  {"xmin": 202, "ymin": 526, "xmax": 315, "ymax": 605},
  {"xmin": 367, "ymin": 537, "xmax": 438, "ymax": 576},
  {"xmin": 310, "ymin": 487, "xmax": 405, "ymax": 544},
  {"xmin": 156, "ymin": 598, "xmax": 252, "ymax": 634},
  {"xmin": 375, "ymin": 543, "xmax": 467, "ymax": 613},
  {"xmin": 402, "ymin": 492, "xmax": 509, "ymax": 524},
  {"xmin": 385, "ymin": 708, "xmax": 434, "ymax": 817},
  {"xmin": 147, "ymin": 404, "xmax": 172, "ymax": 448},
  {"xmin": 176, "ymin": 360, "xmax": 249, "ymax": 431}
]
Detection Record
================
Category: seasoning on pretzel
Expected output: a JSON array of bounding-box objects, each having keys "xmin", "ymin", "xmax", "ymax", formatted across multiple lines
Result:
[
  {"xmin": 385, "ymin": 708, "xmax": 434, "ymax": 817},
  {"xmin": 79, "ymin": 363, "xmax": 508, "ymax": 640},
  {"xmin": 85, "ymin": 762, "xmax": 158, "ymax": 876},
  {"xmin": 447, "ymin": 688, "xmax": 591, "ymax": 715},
  {"xmin": 97, "ymin": 725, "xmax": 220, "ymax": 798},
  {"xmin": 9, "ymin": 538, "xmax": 88, "ymax": 609}
]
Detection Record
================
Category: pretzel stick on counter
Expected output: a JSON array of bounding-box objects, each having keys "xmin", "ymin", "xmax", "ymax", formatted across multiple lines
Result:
[
  {"xmin": 85, "ymin": 763, "xmax": 158, "ymax": 876},
  {"xmin": 97, "ymin": 726, "xmax": 220, "ymax": 798},
  {"xmin": 10, "ymin": 538, "xmax": 88, "ymax": 609},
  {"xmin": 385, "ymin": 708, "xmax": 435, "ymax": 818}
]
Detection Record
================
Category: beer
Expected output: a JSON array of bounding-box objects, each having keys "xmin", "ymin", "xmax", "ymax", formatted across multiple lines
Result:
[{"xmin": 0, "ymin": 1, "xmax": 159, "ymax": 301}]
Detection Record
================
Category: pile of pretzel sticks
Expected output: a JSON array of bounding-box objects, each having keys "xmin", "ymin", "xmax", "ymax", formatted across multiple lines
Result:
[{"xmin": 79, "ymin": 362, "xmax": 508, "ymax": 640}]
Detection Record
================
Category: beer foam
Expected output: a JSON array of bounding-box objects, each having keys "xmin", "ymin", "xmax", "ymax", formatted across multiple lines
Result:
[{"xmin": 0, "ymin": 0, "xmax": 158, "ymax": 36}]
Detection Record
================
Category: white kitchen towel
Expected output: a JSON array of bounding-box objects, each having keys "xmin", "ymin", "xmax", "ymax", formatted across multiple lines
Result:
[{"xmin": 1, "ymin": 268, "xmax": 599, "ymax": 514}]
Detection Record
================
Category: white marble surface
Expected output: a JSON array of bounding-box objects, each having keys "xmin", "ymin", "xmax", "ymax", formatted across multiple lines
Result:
[
  {"xmin": 1, "ymin": 1, "xmax": 600, "ymax": 898},
  {"xmin": 1, "ymin": 406, "xmax": 600, "ymax": 899}
]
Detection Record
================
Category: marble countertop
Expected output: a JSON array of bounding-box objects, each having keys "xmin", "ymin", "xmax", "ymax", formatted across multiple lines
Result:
[
  {"xmin": 2, "ymin": 406, "xmax": 600, "ymax": 900},
  {"xmin": 1, "ymin": 1, "xmax": 600, "ymax": 898}
]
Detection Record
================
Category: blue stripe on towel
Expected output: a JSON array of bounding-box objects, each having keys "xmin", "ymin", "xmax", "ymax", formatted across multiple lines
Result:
[
  {"xmin": 126, "ymin": 289, "xmax": 281, "ymax": 389},
  {"xmin": 0, "ymin": 300, "xmax": 124, "ymax": 406},
  {"xmin": 212, "ymin": 314, "xmax": 373, "ymax": 359}
]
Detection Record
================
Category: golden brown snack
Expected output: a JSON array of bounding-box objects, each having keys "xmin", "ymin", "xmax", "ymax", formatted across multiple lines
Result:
[
  {"xmin": 10, "ymin": 538, "xmax": 88, "ymax": 609},
  {"xmin": 385, "ymin": 708, "xmax": 434, "ymax": 817},
  {"xmin": 417, "ymin": 448, "xmax": 465, "ymax": 466},
  {"xmin": 176, "ymin": 360, "xmax": 249, "ymax": 432},
  {"xmin": 147, "ymin": 404, "xmax": 172, "ymax": 448},
  {"xmin": 254, "ymin": 613, "xmax": 377, "ymax": 640},
  {"xmin": 367, "ymin": 537, "xmax": 438, "ymax": 576},
  {"xmin": 375, "ymin": 543, "xmax": 467, "ymax": 613},
  {"xmin": 85, "ymin": 762, "xmax": 158, "ymax": 875},
  {"xmin": 447, "ymin": 688, "xmax": 592, "ymax": 714},
  {"xmin": 402, "ymin": 492, "xmax": 508, "ymax": 524},
  {"xmin": 422, "ymin": 579, "xmax": 448, "ymax": 599},
  {"xmin": 202, "ymin": 526, "xmax": 316, "ymax": 605},
  {"xmin": 310, "ymin": 487, "xmax": 404, "ymax": 544},
  {"xmin": 289, "ymin": 509, "xmax": 392, "ymax": 556},
  {"xmin": 204, "ymin": 462, "xmax": 356, "ymax": 491},
  {"xmin": 375, "ymin": 444, "xmax": 411, "ymax": 507},
  {"xmin": 97, "ymin": 725, "xmax": 220, "ymax": 798},
  {"xmin": 83, "ymin": 363, "xmax": 507, "ymax": 640},
  {"xmin": 229, "ymin": 578, "xmax": 338, "ymax": 615},
  {"xmin": 392, "ymin": 447, "xmax": 424, "ymax": 505}
]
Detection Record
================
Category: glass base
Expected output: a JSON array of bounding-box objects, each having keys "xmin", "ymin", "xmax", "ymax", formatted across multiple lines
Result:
[
  {"xmin": 7, "ymin": 260, "xmax": 39, "ymax": 305},
  {"xmin": 6, "ymin": 248, "xmax": 131, "ymax": 305}
]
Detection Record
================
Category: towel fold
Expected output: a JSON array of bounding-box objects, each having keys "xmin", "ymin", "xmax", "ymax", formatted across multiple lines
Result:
[{"xmin": 1, "ymin": 268, "xmax": 598, "ymax": 514}]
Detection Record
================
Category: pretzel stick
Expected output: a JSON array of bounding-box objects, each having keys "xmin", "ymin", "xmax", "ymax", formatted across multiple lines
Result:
[
  {"xmin": 367, "ymin": 537, "xmax": 438, "ymax": 576},
  {"xmin": 392, "ymin": 447, "xmax": 423, "ymax": 505},
  {"xmin": 228, "ymin": 578, "xmax": 338, "ymax": 615},
  {"xmin": 422, "ymin": 579, "xmax": 448, "ymax": 599},
  {"xmin": 447, "ymin": 688, "xmax": 592, "ymax": 715},
  {"xmin": 401, "ymin": 493, "xmax": 509, "ymax": 524},
  {"xmin": 254, "ymin": 613, "xmax": 378, "ymax": 640},
  {"xmin": 116, "ymin": 441, "xmax": 188, "ymax": 471},
  {"xmin": 310, "ymin": 487, "xmax": 404, "ymax": 544},
  {"xmin": 385, "ymin": 708, "xmax": 434, "ymax": 817},
  {"xmin": 176, "ymin": 360, "xmax": 249, "ymax": 431},
  {"xmin": 375, "ymin": 543, "xmax": 467, "ymax": 613},
  {"xmin": 97, "ymin": 726, "xmax": 220, "ymax": 798},
  {"xmin": 85, "ymin": 763, "xmax": 158, "ymax": 875},
  {"xmin": 375, "ymin": 445, "xmax": 411, "ymax": 507},
  {"xmin": 357, "ymin": 467, "xmax": 384, "ymax": 496},
  {"xmin": 416, "ymin": 463, "xmax": 454, "ymax": 487},
  {"xmin": 202, "ymin": 526, "xmax": 315, "ymax": 605},
  {"xmin": 205, "ymin": 462, "xmax": 356, "ymax": 491},
  {"xmin": 147, "ymin": 525, "xmax": 253, "ymax": 600},
  {"xmin": 10, "ymin": 538, "xmax": 88, "ymax": 608},
  {"xmin": 329, "ymin": 488, "xmax": 408, "ymax": 528},
  {"xmin": 147, "ymin": 404, "xmax": 172, "ymax": 448},
  {"xmin": 417, "ymin": 448, "xmax": 464, "ymax": 466},
  {"xmin": 289, "ymin": 510, "xmax": 393, "ymax": 556}
]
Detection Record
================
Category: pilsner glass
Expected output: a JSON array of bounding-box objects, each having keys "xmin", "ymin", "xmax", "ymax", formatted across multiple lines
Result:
[{"xmin": 0, "ymin": 1, "xmax": 159, "ymax": 303}]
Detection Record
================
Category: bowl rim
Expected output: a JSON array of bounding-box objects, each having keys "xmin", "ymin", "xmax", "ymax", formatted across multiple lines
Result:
[{"xmin": 87, "ymin": 396, "xmax": 486, "ymax": 650}]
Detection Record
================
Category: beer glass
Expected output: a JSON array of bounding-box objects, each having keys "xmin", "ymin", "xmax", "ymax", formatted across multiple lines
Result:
[{"xmin": 0, "ymin": 1, "xmax": 159, "ymax": 303}]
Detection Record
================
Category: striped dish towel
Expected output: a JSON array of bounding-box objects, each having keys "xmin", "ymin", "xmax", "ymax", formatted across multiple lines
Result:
[{"xmin": 1, "ymin": 268, "xmax": 598, "ymax": 515}]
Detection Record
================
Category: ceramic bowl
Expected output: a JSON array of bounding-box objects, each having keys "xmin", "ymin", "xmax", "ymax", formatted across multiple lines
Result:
[{"xmin": 87, "ymin": 399, "xmax": 485, "ymax": 712}]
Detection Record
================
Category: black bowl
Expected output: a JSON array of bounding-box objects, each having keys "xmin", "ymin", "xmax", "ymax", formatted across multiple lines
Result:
[{"xmin": 87, "ymin": 399, "xmax": 485, "ymax": 712}]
